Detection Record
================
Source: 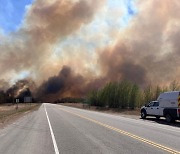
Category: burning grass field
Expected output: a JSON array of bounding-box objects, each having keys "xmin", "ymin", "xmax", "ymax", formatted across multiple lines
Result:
[{"xmin": 0, "ymin": 103, "xmax": 40, "ymax": 128}]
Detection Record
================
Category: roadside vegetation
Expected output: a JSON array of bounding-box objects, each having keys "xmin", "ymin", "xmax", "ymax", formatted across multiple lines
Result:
[
  {"xmin": 86, "ymin": 80, "xmax": 180, "ymax": 109},
  {"xmin": 0, "ymin": 104, "xmax": 40, "ymax": 124}
]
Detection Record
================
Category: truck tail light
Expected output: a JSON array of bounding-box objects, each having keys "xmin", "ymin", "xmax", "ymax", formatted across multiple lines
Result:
[{"xmin": 178, "ymin": 109, "xmax": 180, "ymax": 115}]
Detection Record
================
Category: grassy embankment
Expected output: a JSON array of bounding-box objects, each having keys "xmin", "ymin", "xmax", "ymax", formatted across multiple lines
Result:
[
  {"xmin": 61, "ymin": 102, "xmax": 140, "ymax": 116},
  {"xmin": 0, "ymin": 103, "xmax": 40, "ymax": 125}
]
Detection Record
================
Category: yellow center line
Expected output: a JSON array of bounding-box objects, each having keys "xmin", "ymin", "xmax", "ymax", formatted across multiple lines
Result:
[{"xmin": 59, "ymin": 107, "xmax": 180, "ymax": 154}]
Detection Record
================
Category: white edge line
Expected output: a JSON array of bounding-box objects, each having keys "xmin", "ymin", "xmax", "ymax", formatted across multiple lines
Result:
[{"xmin": 44, "ymin": 104, "xmax": 59, "ymax": 154}]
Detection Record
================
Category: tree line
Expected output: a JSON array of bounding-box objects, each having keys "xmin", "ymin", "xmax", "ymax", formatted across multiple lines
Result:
[{"xmin": 86, "ymin": 80, "xmax": 180, "ymax": 109}]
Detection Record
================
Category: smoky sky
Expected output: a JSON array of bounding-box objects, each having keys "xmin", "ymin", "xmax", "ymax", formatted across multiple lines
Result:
[
  {"xmin": 6, "ymin": 79, "xmax": 35, "ymax": 98},
  {"xmin": 0, "ymin": 0, "xmax": 105, "ymax": 81},
  {"xmin": 1, "ymin": 0, "xmax": 180, "ymax": 100},
  {"xmin": 37, "ymin": 66, "xmax": 86, "ymax": 99},
  {"xmin": 38, "ymin": 66, "xmax": 74, "ymax": 95}
]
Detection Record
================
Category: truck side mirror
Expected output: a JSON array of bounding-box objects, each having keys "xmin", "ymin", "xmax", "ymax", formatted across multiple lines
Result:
[{"xmin": 146, "ymin": 104, "xmax": 151, "ymax": 107}]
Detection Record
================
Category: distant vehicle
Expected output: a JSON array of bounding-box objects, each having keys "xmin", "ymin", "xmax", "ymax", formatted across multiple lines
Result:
[{"xmin": 141, "ymin": 91, "xmax": 180, "ymax": 122}]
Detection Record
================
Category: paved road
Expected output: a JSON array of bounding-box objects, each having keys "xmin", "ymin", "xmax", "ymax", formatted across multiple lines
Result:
[{"xmin": 0, "ymin": 103, "xmax": 180, "ymax": 154}]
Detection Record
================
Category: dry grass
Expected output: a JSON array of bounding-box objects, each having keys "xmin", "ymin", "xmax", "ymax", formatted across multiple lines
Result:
[
  {"xmin": 0, "ymin": 103, "xmax": 41, "ymax": 128},
  {"xmin": 60, "ymin": 103, "xmax": 140, "ymax": 118}
]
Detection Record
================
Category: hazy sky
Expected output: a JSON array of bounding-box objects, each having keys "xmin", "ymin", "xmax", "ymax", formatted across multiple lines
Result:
[
  {"xmin": 0, "ymin": 0, "xmax": 180, "ymax": 90},
  {"xmin": 0, "ymin": 0, "xmax": 136, "ymax": 83}
]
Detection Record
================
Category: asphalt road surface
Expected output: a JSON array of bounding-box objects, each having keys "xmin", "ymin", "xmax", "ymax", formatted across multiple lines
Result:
[{"xmin": 0, "ymin": 103, "xmax": 180, "ymax": 154}]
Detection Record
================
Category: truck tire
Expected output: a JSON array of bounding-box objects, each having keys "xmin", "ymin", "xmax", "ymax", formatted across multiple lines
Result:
[
  {"xmin": 165, "ymin": 114, "xmax": 173, "ymax": 123},
  {"xmin": 141, "ymin": 110, "xmax": 146, "ymax": 119},
  {"xmin": 155, "ymin": 116, "xmax": 160, "ymax": 120}
]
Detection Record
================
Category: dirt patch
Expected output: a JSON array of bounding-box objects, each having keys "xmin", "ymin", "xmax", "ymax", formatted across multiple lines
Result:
[
  {"xmin": 59, "ymin": 103, "xmax": 140, "ymax": 119},
  {"xmin": 0, "ymin": 103, "xmax": 41, "ymax": 129}
]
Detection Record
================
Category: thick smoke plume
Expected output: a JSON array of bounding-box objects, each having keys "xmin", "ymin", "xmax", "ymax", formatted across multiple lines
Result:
[
  {"xmin": 0, "ymin": 80, "xmax": 9, "ymax": 91},
  {"xmin": 1, "ymin": 0, "xmax": 180, "ymax": 101},
  {"xmin": 0, "ymin": 0, "xmax": 105, "ymax": 82},
  {"xmin": 37, "ymin": 66, "xmax": 85, "ymax": 99},
  {"xmin": 37, "ymin": 66, "xmax": 107, "ymax": 101},
  {"xmin": 98, "ymin": 0, "xmax": 180, "ymax": 86},
  {"xmin": 6, "ymin": 79, "xmax": 35, "ymax": 98}
]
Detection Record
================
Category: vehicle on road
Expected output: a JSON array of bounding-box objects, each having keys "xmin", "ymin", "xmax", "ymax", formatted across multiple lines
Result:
[{"xmin": 141, "ymin": 91, "xmax": 180, "ymax": 122}]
